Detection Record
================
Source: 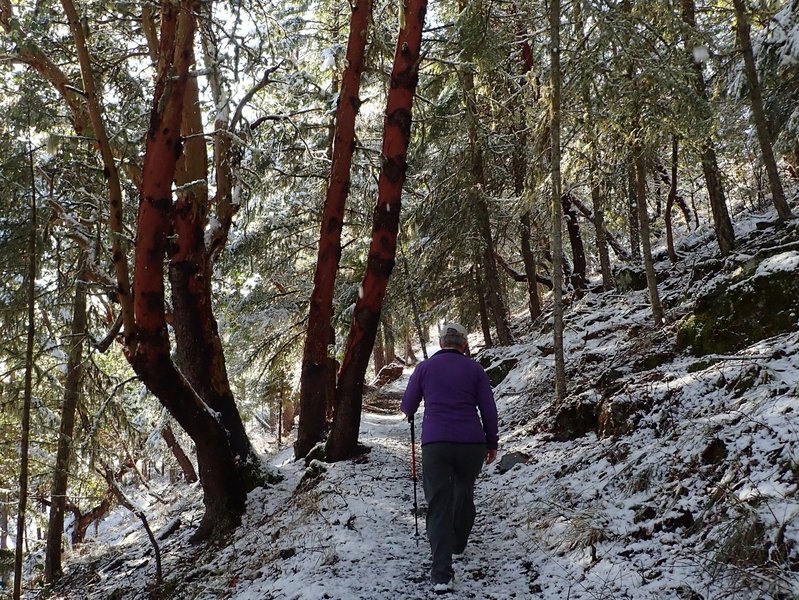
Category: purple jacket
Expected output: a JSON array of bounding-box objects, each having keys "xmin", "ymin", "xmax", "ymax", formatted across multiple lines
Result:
[{"xmin": 401, "ymin": 349, "xmax": 498, "ymax": 450}]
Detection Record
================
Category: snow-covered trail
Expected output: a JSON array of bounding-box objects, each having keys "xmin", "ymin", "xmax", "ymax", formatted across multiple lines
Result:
[{"xmin": 236, "ymin": 406, "xmax": 538, "ymax": 600}]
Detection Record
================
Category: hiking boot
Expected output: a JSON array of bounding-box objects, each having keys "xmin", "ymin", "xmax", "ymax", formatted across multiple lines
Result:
[
  {"xmin": 432, "ymin": 579, "xmax": 454, "ymax": 594},
  {"xmin": 432, "ymin": 569, "xmax": 455, "ymax": 594}
]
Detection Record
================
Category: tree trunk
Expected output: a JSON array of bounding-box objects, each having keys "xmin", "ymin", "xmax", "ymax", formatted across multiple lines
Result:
[
  {"xmin": 1, "ymin": 493, "xmax": 8, "ymax": 549},
  {"xmin": 170, "ymin": 45, "xmax": 259, "ymax": 488},
  {"xmin": 373, "ymin": 324, "xmax": 386, "ymax": 376},
  {"xmin": 326, "ymin": 0, "xmax": 428, "ymax": 462},
  {"xmin": 654, "ymin": 160, "xmax": 692, "ymax": 228},
  {"xmin": 474, "ymin": 265, "xmax": 494, "ymax": 347},
  {"xmin": 665, "ymin": 137, "xmax": 679, "ymax": 263},
  {"xmin": 459, "ymin": 0, "xmax": 512, "ymax": 346},
  {"xmin": 401, "ymin": 249, "xmax": 427, "ymax": 360},
  {"xmin": 44, "ymin": 253, "xmax": 88, "ymax": 583},
  {"xmin": 562, "ymin": 192, "xmax": 587, "ymax": 294},
  {"xmin": 589, "ymin": 160, "xmax": 613, "ymax": 289},
  {"xmin": 681, "ymin": 0, "xmax": 736, "ymax": 254},
  {"xmin": 520, "ymin": 212, "xmax": 542, "ymax": 319},
  {"xmin": 161, "ymin": 424, "xmax": 198, "ymax": 484},
  {"xmin": 634, "ymin": 147, "xmax": 665, "ymax": 326},
  {"xmin": 568, "ymin": 194, "xmax": 630, "ymax": 261},
  {"xmin": 464, "ymin": 66, "xmax": 513, "ymax": 346},
  {"xmin": 296, "ymin": 0, "xmax": 372, "ymax": 459},
  {"xmin": 130, "ymin": 0, "xmax": 246, "ymax": 541},
  {"xmin": 732, "ymin": 0, "xmax": 793, "ymax": 221},
  {"xmin": 14, "ymin": 150, "xmax": 36, "ymax": 600},
  {"xmin": 700, "ymin": 138, "xmax": 736, "ymax": 253},
  {"xmin": 511, "ymin": 28, "xmax": 542, "ymax": 320},
  {"xmin": 60, "ymin": 0, "xmax": 134, "ymax": 340},
  {"xmin": 68, "ymin": 497, "xmax": 111, "ymax": 546},
  {"xmin": 550, "ymin": 0, "xmax": 566, "ymax": 401},
  {"xmin": 575, "ymin": 0, "xmax": 612, "ymax": 291},
  {"xmin": 383, "ymin": 317, "xmax": 396, "ymax": 363},
  {"xmin": 403, "ymin": 333, "xmax": 418, "ymax": 365},
  {"xmin": 198, "ymin": 1, "xmax": 246, "ymax": 265},
  {"xmin": 627, "ymin": 163, "xmax": 642, "ymax": 262}
]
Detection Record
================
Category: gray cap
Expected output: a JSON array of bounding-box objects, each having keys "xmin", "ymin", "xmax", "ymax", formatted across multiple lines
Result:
[{"xmin": 439, "ymin": 322, "xmax": 468, "ymax": 345}]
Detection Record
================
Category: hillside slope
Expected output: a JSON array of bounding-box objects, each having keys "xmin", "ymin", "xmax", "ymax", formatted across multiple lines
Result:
[{"xmin": 43, "ymin": 205, "xmax": 799, "ymax": 599}]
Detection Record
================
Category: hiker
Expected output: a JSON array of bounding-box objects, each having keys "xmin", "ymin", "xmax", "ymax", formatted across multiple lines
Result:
[{"xmin": 401, "ymin": 322, "xmax": 498, "ymax": 593}]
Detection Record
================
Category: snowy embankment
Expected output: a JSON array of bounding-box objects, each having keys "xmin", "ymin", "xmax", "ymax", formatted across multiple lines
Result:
[{"xmin": 46, "ymin": 205, "xmax": 799, "ymax": 600}]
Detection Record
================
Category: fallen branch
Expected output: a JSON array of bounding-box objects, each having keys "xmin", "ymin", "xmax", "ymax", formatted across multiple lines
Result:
[
  {"xmin": 100, "ymin": 464, "xmax": 163, "ymax": 586},
  {"xmin": 495, "ymin": 253, "xmax": 554, "ymax": 289},
  {"xmin": 567, "ymin": 195, "xmax": 631, "ymax": 261}
]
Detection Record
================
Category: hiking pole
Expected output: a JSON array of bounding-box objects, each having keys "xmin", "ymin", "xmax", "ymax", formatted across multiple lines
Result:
[{"xmin": 410, "ymin": 416, "xmax": 419, "ymax": 546}]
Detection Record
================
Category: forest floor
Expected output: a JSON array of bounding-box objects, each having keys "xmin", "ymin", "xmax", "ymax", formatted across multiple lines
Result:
[{"xmin": 35, "ymin": 201, "xmax": 799, "ymax": 599}]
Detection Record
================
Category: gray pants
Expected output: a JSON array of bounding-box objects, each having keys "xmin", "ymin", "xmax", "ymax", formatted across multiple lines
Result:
[{"xmin": 421, "ymin": 442, "xmax": 487, "ymax": 584}]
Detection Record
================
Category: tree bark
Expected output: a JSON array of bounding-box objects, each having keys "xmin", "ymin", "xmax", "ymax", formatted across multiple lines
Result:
[
  {"xmin": 383, "ymin": 318, "xmax": 396, "ymax": 363},
  {"xmin": 68, "ymin": 497, "xmax": 110, "ymax": 545},
  {"xmin": 665, "ymin": 137, "xmax": 679, "ymax": 263},
  {"xmin": 654, "ymin": 160, "xmax": 692, "ymax": 228},
  {"xmin": 634, "ymin": 146, "xmax": 665, "ymax": 326},
  {"xmin": 60, "ymin": 0, "xmax": 134, "ymax": 340},
  {"xmin": 373, "ymin": 324, "xmax": 386, "ymax": 376},
  {"xmin": 566, "ymin": 195, "xmax": 630, "ymax": 261},
  {"xmin": 627, "ymin": 163, "xmax": 642, "ymax": 263},
  {"xmin": 1, "ymin": 494, "xmax": 9, "ymax": 549},
  {"xmin": 520, "ymin": 212, "xmax": 542, "ymax": 319},
  {"xmin": 403, "ymin": 333, "xmax": 418, "ymax": 365},
  {"xmin": 198, "ymin": 1, "xmax": 249, "ymax": 265},
  {"xmin": 463, "ymin": 66, "xmax": 513, "ymax": 346},
  {"xmin": 575, "ymin": 0, "xmax": 612, "ymax": 291},
  {"xmin": 44, "ymin": 253, "xmax": 88, "ymax": 583},
  {"xmin": 170, "ymin": 44, "xmax": 260, "ymax": 488},
  {"xmin": 474, "ymin": 265, "xmax": 494, "ymax": 347},
  {"xmin": 161, "ymin": 424, "xmax": 198, "ymax": 484},
  {"xmin": 14, "ymin": 149, "xmax": 36, "ymax": 600},
  {"xmin": 561, "ymin": 192, "xmax": 587, "ymax": 294},
  {"xmin": 588, "ymin": 159, "xmax": 613, "ymax": 289},
  {"xmin": 511, "ymin": 24, "xmax": 542, "ymax": 320},
  {"xmin": 326, "ymin": 0, "xmax": 428, "ymax": 462},
  {"xmin": 681, "ymin": 0, "xmax": 736, "ymax": 254},
  {"xmin": 130, "ymin": 0, "xmax": 246, "ymax": 541},
  {"xmin": 401, "ymin": 248, "xmax": 428, "ymax": 360},
  {"xmin": 732, "ymin": 0, "xmax": 793, "ymax": 221},
  {"xmin": 550, "ymin": 0, "xmax": 566, "ymax": 401},
  {"xmin": 296, "ymin": 0, "xmax": 372, "ymax": 459}
]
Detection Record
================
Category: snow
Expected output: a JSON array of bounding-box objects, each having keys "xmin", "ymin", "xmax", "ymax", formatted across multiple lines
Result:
[
  {"xmin": 756, "ymin": 250, "xmax": 799, "ymax": 275},
  {"xmin": 320, "ymin": 48, "xmax": 336, "ymax": 71},
  {"xmin": 693, "ymin": 45, "xmax": 709, "ymax": 64},
  {"xmin": 35, "ymin": 203, "xmax": 799, "ymax": 600}
]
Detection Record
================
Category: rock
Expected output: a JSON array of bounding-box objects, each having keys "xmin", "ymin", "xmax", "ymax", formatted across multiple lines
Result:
[
  {"xmin": 551, "ymin": 400, "xmax": 597, "ymax": 441},
  {"xmin": 598, "ymin": 395, "xmax": 651, "ymax": 437},
  {"xmin": 689, "ymin": 258, "xmax": 723, "ymax": 284},
  {"xmin": 303, "ymin": 443, "xmax": 327, "ymax": 466},
  {"xmin": 615, "ymin": 266, "xmax": 648, "ymax": 292},
  {"xmin": 476, "ymin": 350, "xmax": 519, "ymax": 387},
  {"xmin": 701, "ymin": 438, "xmax": 727, "ymax": 465},
  {"xmin": 677, "ymin": 250, "xmax": 799, "ymax": 356},
  {"xmin": 371, "ymin": 363, "xmax": 404, "ymax": 387},
  {"xmin": 484, "ymin": 358, "xmax": 519, "ymax": 387},
  {"xmin": 633, "ymin": 351, "xmax": 675, "ymax": 372},
  {"xmin": 495, "ymin": 451, "xmax": 531, "ymax": 474},
  {"xmin": 662, "ymin": 509, "xmax": 695, "ymax": 531},
  {"xmin": 633, "ymin": 505, "xmax": 657, "ymax": 523}
]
